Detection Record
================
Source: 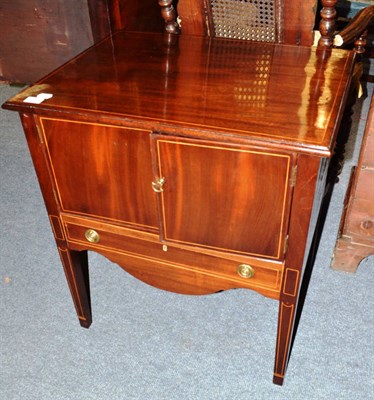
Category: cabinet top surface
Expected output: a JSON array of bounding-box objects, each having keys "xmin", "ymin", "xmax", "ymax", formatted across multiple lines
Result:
[{"xmin": 4, "ymin": 31, "xmax": 355, "ymax": 154}]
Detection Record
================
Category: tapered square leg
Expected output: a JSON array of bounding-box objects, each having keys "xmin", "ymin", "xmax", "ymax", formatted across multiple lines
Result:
[
  {"xmin": 57, "ymin": 247, "xmax": 92, "ymax": 328},
  {"xmin": 273, "ymin": 299, "xmax": 297, "ymax": 385},
  {"xmin": 271, "ymin": 155, "xmax": 322, "ymax": 385},
  {"xmin": 18, "ymin": 113, "xmax": 92, "ymax": 327},
  {"xmin": 273, "ymin": 375, "xmax": 285, "ymax": 386}
]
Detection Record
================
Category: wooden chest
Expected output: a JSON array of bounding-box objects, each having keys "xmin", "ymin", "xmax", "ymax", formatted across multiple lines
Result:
[{"xmin": 332, "ymin": 95, "xmax": 374, "ymax": 272}]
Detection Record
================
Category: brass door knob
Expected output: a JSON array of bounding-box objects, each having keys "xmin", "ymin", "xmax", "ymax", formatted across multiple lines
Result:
[
  {"xmin": 152, "ymin": 177, "xmax": 165, "ymax": 193},
  {"xmin": 237, "ymin": 264, "xmax": 255, "ymax": 279},
  {"xmin": 85, "ymin": 229, "xmax": 100, "ymax": 243}
]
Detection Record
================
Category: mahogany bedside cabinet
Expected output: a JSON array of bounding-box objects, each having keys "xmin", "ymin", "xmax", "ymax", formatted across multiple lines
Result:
[{"xmin": 2, "ymin": 29, "xmax": 356, "ymax": 384}]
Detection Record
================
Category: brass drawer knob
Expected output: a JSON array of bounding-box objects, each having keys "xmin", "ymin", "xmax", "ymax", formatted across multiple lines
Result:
[
  {"xmin": 237, "ymin": 264, "xmax": 255, "ymax": 279},
  {"xmin": 85, "ymin": 229, "xmax": 100, "ymax": 243}
]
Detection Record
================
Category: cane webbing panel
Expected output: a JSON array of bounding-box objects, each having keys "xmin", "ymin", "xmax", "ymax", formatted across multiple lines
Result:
[
  {"xmin": 206, "ymin": 40, "xmax": 273, "ymax": 111},
  {"xmin": 210, "ymin": 0, "xmax": 276, "ymax": 42}
]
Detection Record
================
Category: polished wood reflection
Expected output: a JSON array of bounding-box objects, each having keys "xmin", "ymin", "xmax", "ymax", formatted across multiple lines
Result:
[{"xmin": 6, "ymin": 32, "xmax": 354, "ymax": 154}]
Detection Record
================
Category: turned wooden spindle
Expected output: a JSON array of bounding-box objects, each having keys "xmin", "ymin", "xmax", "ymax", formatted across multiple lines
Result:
[
  {"xmin": 354, "ymin": 30, "xmax": 367, "ymax": 54},
  {"xmin": 318, "ymin": 0, "xmax": 338, "ymax": 48},
  {"xmin": 158, "ymin": 0, "xmax": 180, "ymax": 34}
]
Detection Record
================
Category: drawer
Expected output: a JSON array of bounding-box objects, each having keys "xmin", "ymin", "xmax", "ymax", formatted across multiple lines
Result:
[{"xmin": 62, "ymin": 214, "xmax": 283, "ymax": 299}]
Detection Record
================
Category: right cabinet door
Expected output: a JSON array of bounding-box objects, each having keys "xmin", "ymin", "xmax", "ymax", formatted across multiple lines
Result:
[{"xmin": 151, "ymin": 135, "xmax": 296, "ymax": 260}]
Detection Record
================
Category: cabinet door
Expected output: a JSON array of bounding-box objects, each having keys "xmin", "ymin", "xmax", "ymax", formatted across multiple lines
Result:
[
  {"xmin": 39, "ymin": 118, "xmax": 158, "ymax": 232},
  {"xmin": 152, "ymin": 135, "xmax": 295, "ymax": 260}
]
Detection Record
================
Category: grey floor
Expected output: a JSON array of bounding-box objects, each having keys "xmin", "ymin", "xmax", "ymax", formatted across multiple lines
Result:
[{"xmin": 0, "ymin": 78, "xmax": 373, "ymax": 399}]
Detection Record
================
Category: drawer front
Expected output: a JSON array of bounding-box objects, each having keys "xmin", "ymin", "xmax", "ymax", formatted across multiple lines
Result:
[{"xmin": 62, "ymin": 215, "xmax": 283, "ymax": 299}]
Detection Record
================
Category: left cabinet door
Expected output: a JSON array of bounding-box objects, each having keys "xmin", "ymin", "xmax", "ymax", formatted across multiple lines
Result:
[{"xmin": 38, "ymin": 117, "xmax": 159, "ymax": 232}]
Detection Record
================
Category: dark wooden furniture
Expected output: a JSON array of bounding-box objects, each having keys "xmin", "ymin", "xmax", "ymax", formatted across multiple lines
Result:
[
  {"xmin": 332, "ymin": 95, "xmax": 374, "ymax": 272},
  {"xmin": 0, "ymin": 0, "xmax": 93, "ymax": 83},
  {"xmin": 0, "ymin": 0, "xmax": 163, "ymax": 84},
  {"xmin": 3, "ymin": 0, "xmax": 373, "ymax": 386}
]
